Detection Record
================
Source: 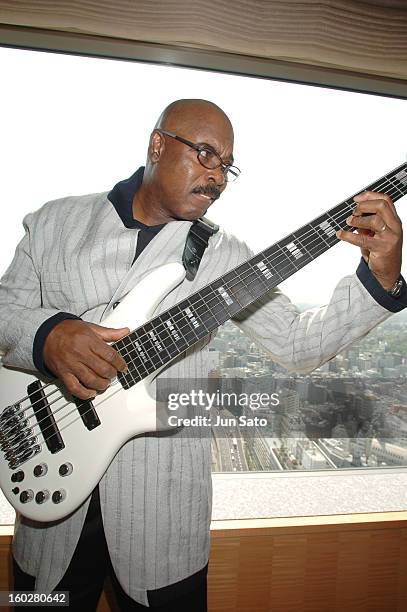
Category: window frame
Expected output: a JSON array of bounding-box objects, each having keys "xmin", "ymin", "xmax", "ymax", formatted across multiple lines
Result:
[
  {"xmin": 0, "ymin": 24, "xmax": 407, "ymax": 524},
  {"xmin": 0, "ymin": 24, "xmax": 406, "ymax": 100}
]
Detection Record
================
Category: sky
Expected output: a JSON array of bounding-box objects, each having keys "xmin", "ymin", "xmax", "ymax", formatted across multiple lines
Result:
[{"xmin": 1, "ymin": 46, "xmax": 406, "ymax": 304}]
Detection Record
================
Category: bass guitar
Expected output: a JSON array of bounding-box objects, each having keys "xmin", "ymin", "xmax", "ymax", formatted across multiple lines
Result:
[{"xmin": 0, "ymin": 162, "xmax": 406, "ymax": 521}]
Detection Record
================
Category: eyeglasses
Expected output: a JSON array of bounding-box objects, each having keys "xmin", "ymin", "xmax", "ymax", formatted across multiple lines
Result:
[{"xmin": 156, "ymin": 129, "xmax": 241, "ymax": 182}]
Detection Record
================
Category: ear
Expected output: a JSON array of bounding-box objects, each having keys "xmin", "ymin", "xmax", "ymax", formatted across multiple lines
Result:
[{"xmin": 149, "ymin": 130, "xmax": 165, "ymax": 163}]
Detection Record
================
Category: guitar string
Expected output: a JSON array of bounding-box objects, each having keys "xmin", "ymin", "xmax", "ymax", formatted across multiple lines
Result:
[
  {"xmin": 6, "ymin": 167, "xmax": 405, "ymax": 418},
  {"xmin": 1, "ymin": 175, "xmax": 404, "ymax": 451},
  {"xmin": 1, "ymin": 176, "xmax": 406, "ymax": 451},
  {"xmin": 44, "ymin": 173, "xmax": 407, "ymax": 391},
  {"xmin": 4, "ymin": 197, "xmax": 405, "ymax": 454},
  {"xmin": 0, "ymin": 196, "xmax": 366, "ymax": 439},
  {"xmin": 3, "ymin": 186, "xmax": 407, "ymax": 454},
  {"xmin": 1, "ymin": 176, "xmax": 404, "ymax": 448},
  {"xmin": 68, "ymin": 170, "xmax": 407, "ymax": 381}
]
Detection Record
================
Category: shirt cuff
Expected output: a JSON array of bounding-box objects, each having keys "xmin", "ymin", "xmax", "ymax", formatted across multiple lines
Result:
[
  {"xmin": 356, "ymin": 258, "xmax": 407, "ymax": 313},
  {"xmin": 33, "ymin": 312, "xmax": 81, "ymax": 376}
]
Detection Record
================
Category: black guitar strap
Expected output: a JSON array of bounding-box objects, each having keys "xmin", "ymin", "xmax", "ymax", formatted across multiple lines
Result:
[{"xmin": 182, "ymin": 216, "xmax": 219, "ymax": 281}]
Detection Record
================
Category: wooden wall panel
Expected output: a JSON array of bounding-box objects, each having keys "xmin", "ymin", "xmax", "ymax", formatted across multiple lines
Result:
[
  {"xmin": 267, "ymin": 536, "xmax": 307, "ymax": 612},
  {"xmin": 335, "ymin": 532, "xmax": 370, "ymax": 611},
  {"xmin": 397, "ymin": 527, "xmax": 407, "ymax": 612},
  {"xmin": 206, "ymin": 519, "xmax": 407, "ymax": 612},
  {"xmin": 1, "ymin": 518, "xmax": 407, "ymax": 611},
  {"xmin": 0, "ymin": 1, "xmax": 406, "ymax": 80}
]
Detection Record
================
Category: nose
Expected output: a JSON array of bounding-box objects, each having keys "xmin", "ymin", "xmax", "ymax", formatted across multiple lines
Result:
[{"xmin": 206, "ymin": 165, "xmax": 227, "ymax": 188}]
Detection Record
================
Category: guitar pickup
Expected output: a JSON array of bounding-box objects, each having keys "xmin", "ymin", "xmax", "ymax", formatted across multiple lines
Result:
[
  {"xmin": 27, "ymin": 381, "xmax": 65, "ymax": 454},
  {"xmin": 72, "ymin": 397, "xmax": 101, "ymax": 431}
]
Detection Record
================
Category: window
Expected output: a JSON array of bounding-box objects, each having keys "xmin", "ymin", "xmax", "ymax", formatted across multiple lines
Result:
[{"xmin": 1, "ymin": 46, "xmax": 407, "ymax": 522}]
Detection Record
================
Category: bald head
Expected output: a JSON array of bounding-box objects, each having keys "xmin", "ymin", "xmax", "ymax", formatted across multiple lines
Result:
[{"xmin": 155, "ymin": 99, "xmax": 234, "ymax": 144}]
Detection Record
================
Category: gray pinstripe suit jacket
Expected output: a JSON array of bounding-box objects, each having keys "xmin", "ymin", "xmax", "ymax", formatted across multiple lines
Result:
[{"xmin": 0, "ymin": 190, "xmax": 395, "ymax": 605}]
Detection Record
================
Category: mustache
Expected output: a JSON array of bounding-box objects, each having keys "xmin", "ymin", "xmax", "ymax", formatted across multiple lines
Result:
[{"xmin": 192, "ymin": 185, "xmax": 221, "ymax": 201}]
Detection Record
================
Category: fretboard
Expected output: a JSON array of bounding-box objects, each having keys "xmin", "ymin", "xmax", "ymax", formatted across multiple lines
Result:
[{"xmin": 116, "ymin": 162, "xmax": 407, "ymax": 389}]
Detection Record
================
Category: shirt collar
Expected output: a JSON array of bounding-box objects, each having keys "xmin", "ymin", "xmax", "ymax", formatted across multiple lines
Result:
[{"xmin": 108, "ymin": 166, "xmax": 166, "ymax": 233}]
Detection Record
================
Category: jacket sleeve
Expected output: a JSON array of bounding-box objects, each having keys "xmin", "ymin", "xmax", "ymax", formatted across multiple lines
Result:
[
  {"xmin": 231, "ymin": 241, "xmax": 406, "ymax": 375},
  {"xmin": 0, "ymin": 211, "xmax": 74, "ymax": 371}
]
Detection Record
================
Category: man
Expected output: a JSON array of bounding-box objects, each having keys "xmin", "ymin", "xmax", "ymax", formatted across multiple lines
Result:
[{"xmin": 0, "ymin": 99, "xmax": 405, "ymax": 610}]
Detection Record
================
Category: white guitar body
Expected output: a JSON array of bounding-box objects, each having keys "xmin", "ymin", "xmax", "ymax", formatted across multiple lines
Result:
[{"xmin": 0, "ymin": 262, "xmax": 186, "ymax": 522}]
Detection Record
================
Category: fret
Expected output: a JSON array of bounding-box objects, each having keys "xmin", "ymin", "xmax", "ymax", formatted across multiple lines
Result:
[
  {"xmin": 238, "ymin": 264, "xmax": 268, "ymax": 301},
  {"xmin": 394, "ymin": 169, "xmax": 407, "ymax": 196},
  {"xmin": 194, "ymin": 286, "xmax": 231, "ymax": 327},
  {"xmin": 365, "ymin": 168, "xmax": 407, "ymax": 200},
  {"xmin": 228, "ymin": 270, "xmax": 254, "ymax": 307},
  {"xmin": 113, "ymin": 162, "xmax": 407, "ymax": 390},
  {"xmin": 118, "ymin": 368, "xmax": 139, "ymax": 390},
  {"xmin": 328, "ymin": 200, "xmax": 354, "ymax": 223},
  {"xmin": 115, "ymin": 335, "xmax": 133, "ymax": 360},
  {"xmin": 310, "ymin": 221, "xmax": 330, "ymax": 250},
  {"xmin": 285, "ymin": 227, "xmax": 314, "ymax": 266},
  {"xmin": 367, "ymin": 173, "xmax": 395, "ymax": 193},
  {"xmin": 188, "ymin": 293, "xmax": 227, "ymax": 331},
  {"xmin": 121, "ymin": 333, "xmax": 158, "ymax": 377},
  {"xmin": 162, "ymin": 309, "xmax": 191, "ymax": 350},
  {"xmin": 395, "ymin": 169, "xmax": 407, "ymax": 185},
  {"xmin": 247, "ymin": 258, "xmax": 273, "ymax": 293},
  {"xmin": 367, "ymin": 175, "xmax": 392, "ymax": 193},
  {"xmin": 255, "ymin": 244, "xmax": 291, "ymax": 283},
  {"xmin": 126, "ymin": 334, "xmax": 158, "ymax": 373},
  {"xmin": 389, "ymin": 177, "xmax": 405, "ymax": 198},
  {"xmin": 283, "ymin": 240, "xmax": 307, "ymax": 263},
  {"xmin": 116, "ymin": 335, "xmax": 145, "ymax": 389},
  {"xmin": 222, "ymin": 264, "xmax": 263, "ymax": 307},
  {"xmin": 276, "ymin": 237, "xmax": 305, "ymax": 274},
  {"xmin": 124, "ymin": 349, "xmax": 148, "ymax": 380},
  {"xmin": 147, "ymin": 326, "xmax": 168, "ymax": 358},
  {"xmin": 154, "ymin": 313, "xmax": 180, "ymax": 356},
  {"xmin": 269, "ymin": 231, "xmax": 313, "ymax": 280},
  {"xmin": 250, "ymin": 252, "xmax": 281, "ymax": 288},
  {"xmin": 115, "ymin": 337, "xmax": 147, "ymax": 379},
  {"xmin": 313, "ymin": 223, "xmax": 339, "ymax": 254},
  {"xmin": 325, "ymin": 211, "xmax": 343, "ymax": 232},
  {"xmin": 190, "ymin": 301, "xmax": 220, "ymax": 334},
  {"xmin": 206, "ymin": 278, "xmax": 242, "ymax": 319},
  {"xmin": 171, "ymin": 303, "xmax": 206, "ymax": 345},
  {"xmin": 142, "ymin": 321, "xmax": 170, "ymax": 366},
  {"xmin": 184, "ymin": 304, "xmax": 205, "ymax": 332}
]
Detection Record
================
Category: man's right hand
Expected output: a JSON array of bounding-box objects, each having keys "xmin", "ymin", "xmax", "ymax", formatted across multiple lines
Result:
[{"xmin": 43, "ymin": 319, "xmax": 129, "ymax": 400}]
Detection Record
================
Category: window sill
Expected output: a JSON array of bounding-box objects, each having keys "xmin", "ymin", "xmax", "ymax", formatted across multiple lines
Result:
[
  {"xmin": 211, "ymin": 467, "xmax": 407, "ymax": 521},
  {"xmin": 211, "ymin": 510, "xmax": 407, "ymax": 533}
]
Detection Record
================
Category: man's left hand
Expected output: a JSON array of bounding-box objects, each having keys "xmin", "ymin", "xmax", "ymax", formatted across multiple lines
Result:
[{"xmin": 336, "ymin": 191, "xmax": 403, "ymax": 290}]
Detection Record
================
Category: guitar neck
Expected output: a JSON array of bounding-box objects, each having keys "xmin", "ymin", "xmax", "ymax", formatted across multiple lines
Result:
[{"xmin": 116, "ymin": 163, "xmax": 407, "ymax": 389}]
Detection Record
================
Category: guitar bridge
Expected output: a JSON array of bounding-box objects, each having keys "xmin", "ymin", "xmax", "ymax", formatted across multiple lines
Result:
[{"xmin": 0, "ymin": 403, "xmax": 41, "ymax": 469}]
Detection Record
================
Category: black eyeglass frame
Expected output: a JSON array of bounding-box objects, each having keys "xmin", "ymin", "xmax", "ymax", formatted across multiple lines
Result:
[{"xmin": 155, "ymin": 128, "xmax": 241, "ymax": 181}]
